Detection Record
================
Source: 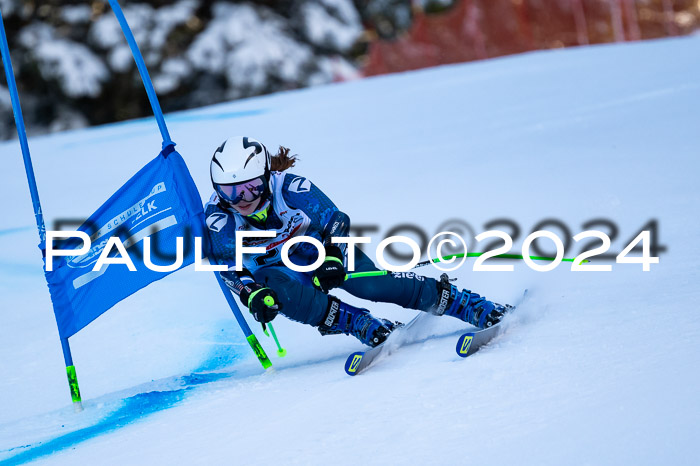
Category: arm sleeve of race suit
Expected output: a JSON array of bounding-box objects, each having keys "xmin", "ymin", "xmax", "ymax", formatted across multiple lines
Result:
[
  {"xmin": 203, "ymin": 197, "xmax": 260, "ymax": 297},
  {"xmin": 219, "ymin": 268, "xmax": 256, "ymax": 297},
  {"xmin": 321, "ymin": 210, "xmax": 351, "ymax": 255},
  {"xmin": 281, "ymin": 173, "xmax": 340, "ymax": 232},
  {"xmin": 204, "ymin": 193, "xmax": 243, "ymax": 271}
]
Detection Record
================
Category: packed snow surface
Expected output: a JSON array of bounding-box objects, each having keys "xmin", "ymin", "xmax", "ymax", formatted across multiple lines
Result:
[{"xmin": 1, "ymin": 36, "xmax": 699, "ymax": 465}]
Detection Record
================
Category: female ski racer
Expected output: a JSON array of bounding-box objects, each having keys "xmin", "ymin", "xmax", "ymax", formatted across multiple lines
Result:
[{"xmin": 206, "ymin": 136, "xmax": 508, "ymax": 347}]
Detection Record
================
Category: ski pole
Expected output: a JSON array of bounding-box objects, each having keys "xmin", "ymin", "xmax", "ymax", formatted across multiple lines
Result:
[
  {"xmin": 267, "ymin": 323, "xmax": 287, "ymax": 357},
  {"xmin": 415, "ymin": 251, "xmax": 586, "ymax": 269},
  {"xmin": 346, "ymin": 251, "xmax": 586, "ymax": 280},
  {"xmin": 261, "ymin": 295, "xmax": 287, "ymax": 357}
]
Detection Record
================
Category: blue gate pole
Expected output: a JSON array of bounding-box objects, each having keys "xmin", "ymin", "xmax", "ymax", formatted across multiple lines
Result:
[
  {"xmin": 106, "ymin": 0, "xmax": 173, "ymax": 151},
  {"xmin": 107, "ymin": 0, "xmax": 270, "ymax": 369},
  {"xmin": 214, "ymin": 274, "xmax": 272, "ymax": 370},
  {"xmin": 0, "ymin": 9, "xmax": 83, "ymax": 411}
]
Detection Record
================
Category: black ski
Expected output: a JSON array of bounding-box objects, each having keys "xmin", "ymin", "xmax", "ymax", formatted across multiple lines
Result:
[
  {"xmin": 455, "ymin": 288, "xmax": 529, "ymax": 358},
  {"xmin": 455, "ymin": 325, "xmax": 503, "ymax": 357},
  {"xmin": 344, "ymin": 312, "xmax": 429, "ymax": 376},
  {"xmin": 345, "ymin": 289, "xmax": 530, "ymax": 374}
]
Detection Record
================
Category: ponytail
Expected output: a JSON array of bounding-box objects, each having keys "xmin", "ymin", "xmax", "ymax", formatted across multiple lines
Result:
[{"xmin": 270, "ymin": 146, "xmax": 298, "ymax": 172}]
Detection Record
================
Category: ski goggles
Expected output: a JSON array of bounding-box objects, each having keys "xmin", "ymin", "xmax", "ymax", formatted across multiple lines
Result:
[{"xmin": 215, "ymin": 176, "xmax": 266, "ymax": 205}]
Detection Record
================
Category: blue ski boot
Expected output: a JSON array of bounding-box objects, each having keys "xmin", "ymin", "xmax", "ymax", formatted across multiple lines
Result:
[
  {"xmin": 318, "ymin": 297, "xmax": 397, "ymax": 347},
  {"xmin": 430, "ymin": 274, "xmax": 508, "ymax": 328}
]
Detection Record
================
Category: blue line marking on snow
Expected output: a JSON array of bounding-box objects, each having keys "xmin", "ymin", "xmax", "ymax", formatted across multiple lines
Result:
[
  {"xmin": 0, "ymin": 329, "xmax": 247, "ymax": 465},
  {"xmin": 0, "ymin": 226, "xmax": 32, "ymax": 237},
  {"xmin": 58, "ymin": 108, "xmax": 268, "ymax": 150},
  {"xmin": 0, "ymin": 389, "xmax": 191, "ymax": 465},
  {"xmin": 0, "ymin": 261, "xmax": 43, "ymax": 276},
  {"xmin": 166, "ymin": 108, "xmax": 267, "ymax": 123}
]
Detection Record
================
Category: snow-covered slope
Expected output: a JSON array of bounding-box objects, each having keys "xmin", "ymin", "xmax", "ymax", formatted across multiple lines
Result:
[{"xmin": 1, "ymin": 36, "xmax": 699, "ymax": 465}]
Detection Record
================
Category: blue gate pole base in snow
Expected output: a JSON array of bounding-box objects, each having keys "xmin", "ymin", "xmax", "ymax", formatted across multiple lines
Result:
[
  {"xmin": 1, "ymin": 10, "xmax": 83, "ymax": 409},
  {"xmin": 214, "ymin": 272, "xmax": 272, "ymax": 370},
  {"xmin": 61, "ymin": 338, "xmax": 83, "ymax": 412}
]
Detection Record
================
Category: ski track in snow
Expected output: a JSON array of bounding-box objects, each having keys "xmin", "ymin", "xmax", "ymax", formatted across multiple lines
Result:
[{"xmin": 1, "ymin": 36, "xmax": 699, "ymax": 465}]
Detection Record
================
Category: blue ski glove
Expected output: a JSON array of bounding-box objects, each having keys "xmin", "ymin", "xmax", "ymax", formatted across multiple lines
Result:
[
  {"xmin": 313, "ymin": 245, "xmax": 346, "ymax": 293},
  {"xmin": 240, "ymin": 283, "xmax": 281, "ymax": 326}
]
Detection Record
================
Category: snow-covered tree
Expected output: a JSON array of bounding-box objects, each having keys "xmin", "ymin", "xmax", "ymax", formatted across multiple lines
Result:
[
  {"xmin": 1, "ymin": 0, "xmax": 366, "ymax": 138},
  {"xmin": 1, "ymin": 0, "xmax": 698, "ymax": 139}
]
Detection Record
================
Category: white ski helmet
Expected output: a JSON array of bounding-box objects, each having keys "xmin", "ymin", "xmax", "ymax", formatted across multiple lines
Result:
[{"xmin": 210, "ymin": 136, "xmax": 272, "ymax": 206}]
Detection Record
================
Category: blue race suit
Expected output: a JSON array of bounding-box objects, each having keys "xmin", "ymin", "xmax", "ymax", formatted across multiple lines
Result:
[{"xmin": 205, "ymin": 172, "xmax": 438, "ymax": 326}]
